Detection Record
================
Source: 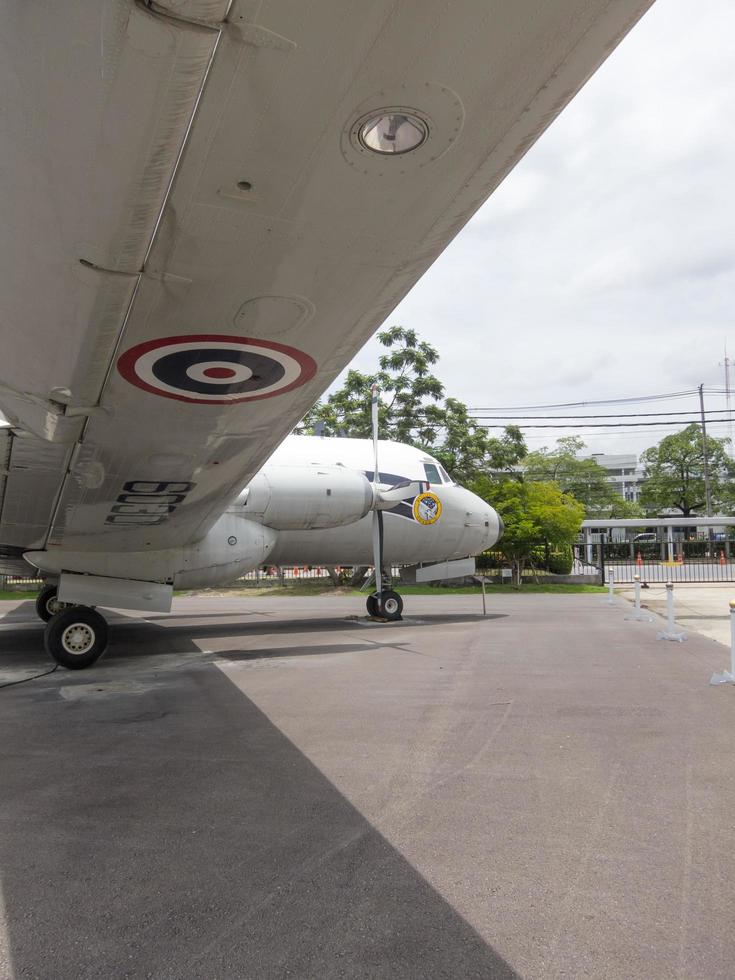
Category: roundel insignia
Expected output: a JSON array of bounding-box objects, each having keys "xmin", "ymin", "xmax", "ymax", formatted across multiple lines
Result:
[
  {"xmin": 412, "ymin": 491, "xmax": 442, "ymax": 525},
  {"xmin": 117, "ymin": 335, "xmax": 317, "ymax": 404}
]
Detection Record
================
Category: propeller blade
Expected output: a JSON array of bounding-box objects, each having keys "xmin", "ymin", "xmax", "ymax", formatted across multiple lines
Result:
[
  {"xmin": 373, "ymin": 480, "xmax": 429, "ymax": 508},
  {"xmin": 372, "ymin": 510, "xmax": 383, "ymax": 596},
  {"xmin": 371, "ymin": 384, "xmax": 379, "ymax": 484},
  {"xmin": 370, "ymin": 384, "xmax": 382, "ymax": 596}
]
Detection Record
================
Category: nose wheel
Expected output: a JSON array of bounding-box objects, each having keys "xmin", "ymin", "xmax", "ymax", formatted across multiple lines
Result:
[
  {"xmin": 35, "ymin": 584, "xmax": 72, "ymax": 622},
  {"xmin": 44, "ymin": 606, "xmax": 108, "ymax": 670},
  {"xmin": 366, "ymin": 590, "xmax": 403, "ymax": 621}
]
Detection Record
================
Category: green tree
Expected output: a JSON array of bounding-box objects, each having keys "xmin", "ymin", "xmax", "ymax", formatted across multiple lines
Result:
[
  {"xmin": 522, "ymin": 436, "xmax": 616, "ymax": 514},
  {"xmin": 298, "ymin": 327, "xmax": 527, "ymax": 484},
  {"xmin": 639, "ymin": 424, "xmax": 735, "ymax": 516},
  {"xmin": 297, "ymin": 326, "xmax": 445, "ymax": 444},
  {"xmin": 433, "ymin": 399, "xmax": 526, "ymax": 485},
  {"xmin": 605, "ymin": 497, "xmax": 646, "ymax": 520},
  {"xmin": 473, "ymin": 476, "xmax": 585, "ymax": 586}
]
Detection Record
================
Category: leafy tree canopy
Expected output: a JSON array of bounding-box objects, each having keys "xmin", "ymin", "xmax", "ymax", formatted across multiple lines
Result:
[
  {"xmin": 471, "ymin": 476, "xmax": 585, "ymax": 586},
  {"xmin": 297, "ymin": 326, "xmax": 527, "ymax": 484},
  {"xmin": 522, "ymin": 436, "xmax": 616, "ymax": 514},
  {"xmin": 639, "ymin": 423, "xmax": 735, "ymax": 516}
]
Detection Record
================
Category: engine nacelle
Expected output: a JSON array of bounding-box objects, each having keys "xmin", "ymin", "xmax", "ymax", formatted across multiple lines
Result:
[{"xmin": 242, "ymin": 465, "xmax": 373, "ymax": 530}]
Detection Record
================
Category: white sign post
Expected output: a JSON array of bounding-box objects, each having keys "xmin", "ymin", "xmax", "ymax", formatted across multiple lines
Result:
[
  {"xmin": 625, "ymin": 573, "xmax": 653, "ymax": 622},
  {"xmin": 710, "ymin": 599, "xmax": 735, "ymax": 684},
  {"xmin": 657, "ymin": 581, "xmax": 686, "ymax": 642}
]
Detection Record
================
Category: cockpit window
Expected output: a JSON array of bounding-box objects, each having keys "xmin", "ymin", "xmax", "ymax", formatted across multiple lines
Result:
[
  {"xmin": 438, "ymin": 465, "xmax": 452, "ymax": 484},
  {"xmin": 423, "ymin": 462, "xmax": 442, "ymax": 484}
]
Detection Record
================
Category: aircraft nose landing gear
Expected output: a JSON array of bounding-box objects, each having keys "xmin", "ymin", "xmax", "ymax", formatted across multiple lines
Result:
[
  {"xmin": 44, "ymin": 606, "xmax": 108, "ymax": 670},
  {"xmin": 366, "ymin": 590, "xmax": 403, "ymax": 622},
  {"xmin": 35, "ymin": 584, "xmax": 72, "ymax": 622}
]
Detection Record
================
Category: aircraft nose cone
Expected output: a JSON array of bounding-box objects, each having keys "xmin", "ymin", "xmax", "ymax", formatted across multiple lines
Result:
[{"xmin": 450, "ymin": 487, "xmax": 503, "ymax": 555}]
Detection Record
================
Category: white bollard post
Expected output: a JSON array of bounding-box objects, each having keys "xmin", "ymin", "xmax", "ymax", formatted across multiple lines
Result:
[
  {"xmin": 607, "ymin": 570, "xmax": 615, "ymax": 604},
  {"xmin": 710, "ymin": 599, "xmax": 735, "ymax": 684},
  {"xmin": 666, "ymin": 583, "xmax": 675, "ymax": 632},
  {"xmin": 657, "ymin": 581, "xmax": 686, "ymax": 642},
  {"xmin": 625, "ymin": 573, "xmax": 653, "ymax": 621}
]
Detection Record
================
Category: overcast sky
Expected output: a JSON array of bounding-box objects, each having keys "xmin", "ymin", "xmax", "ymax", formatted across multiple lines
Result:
[{"xmin": 344, "ymin": 0, "xmax": 735, "ymax": 459}]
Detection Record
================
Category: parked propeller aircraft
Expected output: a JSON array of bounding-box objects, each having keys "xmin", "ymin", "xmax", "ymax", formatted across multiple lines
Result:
[
  {"xmin": 21, "ymin": 428, "xmax": 503, "ymax": 667},
  {"xmin": 0, "ymin": 0, "xmax": 652, "ymax": 667}
]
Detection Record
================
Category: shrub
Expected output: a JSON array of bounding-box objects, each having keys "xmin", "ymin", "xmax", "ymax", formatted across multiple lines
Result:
[{"xmin": 547, "ymin": 547, "xmax": 573, "ymax": 575}]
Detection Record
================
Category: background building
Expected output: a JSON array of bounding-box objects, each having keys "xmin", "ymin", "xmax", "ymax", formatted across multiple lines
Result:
[{"xmin": 586, "ymin": 453, "xmax": 644, "ymax": 503}]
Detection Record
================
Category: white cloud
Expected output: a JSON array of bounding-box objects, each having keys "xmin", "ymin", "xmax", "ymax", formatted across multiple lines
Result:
[{"xmin": 341, "ymin": 0, "xmax": 735, "ymax": 457}]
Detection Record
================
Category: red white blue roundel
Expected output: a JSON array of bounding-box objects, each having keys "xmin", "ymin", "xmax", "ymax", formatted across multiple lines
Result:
[{"xmin": 117, "ymin": 335, "xmax": 317, "ymax": 404}]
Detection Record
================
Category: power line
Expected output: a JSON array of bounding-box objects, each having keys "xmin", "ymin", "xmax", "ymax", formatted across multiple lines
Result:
[
  {"xmin": 469, "ymin": 409, "xmax": 735, "ymax": 420},
  {"xmin": 476, "ymin": 416, "xmax": 735, "ymax": 429},
  {"xmin": 468, "ymin": 389, "xmax": 700, "ymax": 411}
]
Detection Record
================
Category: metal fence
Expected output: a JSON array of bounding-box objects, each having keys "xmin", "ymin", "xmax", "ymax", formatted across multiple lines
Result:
[
  {"xmin": 577, "ymin": 538, "xmax": 735, "ymax": 584},
  {"xmin": 0, "ymin": 575, "xmax": 43, "ymax": 592},
  {"xmin": 0, "ymin": 566, "xmax": 402, "ymax": 593}
]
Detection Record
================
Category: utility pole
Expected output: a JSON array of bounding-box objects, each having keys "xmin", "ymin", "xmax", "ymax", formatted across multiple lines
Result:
[
  {"xmin": 699, "ymin": 383, "xmax": 714, "ymax": 518},
  {"xmin": 721, "ymin": 344, "xmax": 734, "ymax": 455}
]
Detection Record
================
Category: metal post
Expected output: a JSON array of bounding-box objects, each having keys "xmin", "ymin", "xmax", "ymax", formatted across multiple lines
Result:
[
  {"xmin": 481, "ymin": 577, "xmax": 486, "ymax": 617},
  {"xmin": 709, "ymin": 599, "xmax": 735, "ymax": 684},
  {"xmin": 625, "ymin": 573, "xmax": 653, "ymax": 621},
  {"xmin": 657, "ymin": 581, "xmax": 687, "ymax": 642},
  {"xmin": 699, "ymin": 383, "xmax": 714, "ymax": 519},
  {"xmin": 666, "ymin": 526, "xmax": 674, "ymax": 564},
  {"xmin": 607, "ymin": 569, "xmax": 615, "ymax": 604}
]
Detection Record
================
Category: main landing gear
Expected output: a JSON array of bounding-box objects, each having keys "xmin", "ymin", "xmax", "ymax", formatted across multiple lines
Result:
[
  {"xmin": 36, "ymin": 587, "xmax": 109, "ymax": 669},
  {"xmin": 44, "ymin": 606, "xmax": 109, "ymax": 670},
  {"xmin": 366, "ymin": 590, "xmax": 403, "ymax": 622}
]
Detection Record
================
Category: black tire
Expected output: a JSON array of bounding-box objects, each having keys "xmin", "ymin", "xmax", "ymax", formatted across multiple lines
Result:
[
  {"xmin": 35, "ymin": 585, "xmax": 71, "ymax": 623},
  {"xmin": 44, "ymin": 606, "xmax": 108, "ymax": 670},
  {"xmin": 366, "ymin": 593, "xmax": 379, "ymax": 618},
  {"xmin": 377, "ymin": 590, "xmax": 403, "ymax": 621}
]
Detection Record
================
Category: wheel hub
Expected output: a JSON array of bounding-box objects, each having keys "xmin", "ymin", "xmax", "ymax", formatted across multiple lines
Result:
[
  {"xmin": 46, "ymin": 596, "xmax": 66, "ymax": 616},
  {"xmin": 61, "ymin": 623, "xmax": 95, "ymax": 655}
]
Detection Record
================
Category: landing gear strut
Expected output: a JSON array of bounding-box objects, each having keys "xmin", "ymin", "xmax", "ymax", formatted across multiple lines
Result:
[
  {"xmin": 35, "ymin": 584, "xmax": 71, "ymax": 623},
  {"xmin": 44, "ymin": 606, "xmax": 108, "ymax": 670},
  {"xmin": 366, "ymin": 590, "xmax": 403, "ymax": 621}
]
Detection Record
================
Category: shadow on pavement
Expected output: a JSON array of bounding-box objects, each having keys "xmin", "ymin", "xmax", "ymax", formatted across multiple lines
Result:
[
  {"xmin": 0, "ymin": 611, "xmax": 508, "ymax": 676},
  {"xmin": 0, "ymin": 660, "xmax": 518, "ymax": 978}
]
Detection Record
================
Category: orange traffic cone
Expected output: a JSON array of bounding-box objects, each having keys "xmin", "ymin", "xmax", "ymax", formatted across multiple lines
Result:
[
  {"xmin": 636, "ymin": 550, "xmax": 643, "ymax": 567},
  {"xmin": 720, "ymin": 550, "xmax": 726, "ymax": 566}
]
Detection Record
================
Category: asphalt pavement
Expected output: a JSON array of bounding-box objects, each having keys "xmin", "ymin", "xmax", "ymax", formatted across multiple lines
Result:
[{"xmin": 1, "ymin": 593, "xmax": 734, "ymax": 979}]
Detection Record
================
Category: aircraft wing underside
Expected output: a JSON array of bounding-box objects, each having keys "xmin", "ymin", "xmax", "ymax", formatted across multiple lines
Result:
[{"xmin": 0, "ymin": 0, "xmax": 654, "ymax": 556}]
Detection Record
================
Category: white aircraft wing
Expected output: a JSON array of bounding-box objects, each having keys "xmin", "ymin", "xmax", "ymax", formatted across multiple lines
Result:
[{"xmin": 0, "ymin": 0, "xmax": 653, "ymax": 555}]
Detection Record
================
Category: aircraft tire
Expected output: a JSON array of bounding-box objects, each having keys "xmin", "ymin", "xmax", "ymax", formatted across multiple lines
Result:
[
  {"xmin": 35, "ymin": 585, "xmax": 71, "ymax": 623},
  {"xmin": 44, "ymin": 606, "xmax": 108, "ymax": 670},
  {"xmin": 377, "ymin": 590, "xmax": 403, "ymax": 621},
  {"xmin": 366, "ymin": 593, "xmax": 379, "ymax": 618}
]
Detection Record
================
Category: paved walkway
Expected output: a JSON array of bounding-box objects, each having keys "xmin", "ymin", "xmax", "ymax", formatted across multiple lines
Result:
[
  {"xmin": 1, "ymin": 594, "xmax": 735, "ymax": 979},
  {"xmin": 617, "ymin": 582, "xmax": 735, "ymax": 646}
]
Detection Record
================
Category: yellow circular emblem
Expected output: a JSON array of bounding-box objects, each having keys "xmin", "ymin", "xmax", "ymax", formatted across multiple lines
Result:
[{"xmin": 412, "ymin": 491, "xmax": 442, "ymax": 525}]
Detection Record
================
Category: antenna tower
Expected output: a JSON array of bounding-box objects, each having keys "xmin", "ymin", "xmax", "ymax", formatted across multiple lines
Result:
[{"xmin": 721, "ymin": 343, "xmax": 734, "ymax": 454}]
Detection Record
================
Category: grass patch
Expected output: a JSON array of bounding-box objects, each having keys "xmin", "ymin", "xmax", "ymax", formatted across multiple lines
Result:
[
  {"xmin": 186, "ymin": 581, "xmax": 605, "ymax": 598},
  {"xmin": 0, "ymin": 591, "xmax": 40, "ymax": 601}
]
